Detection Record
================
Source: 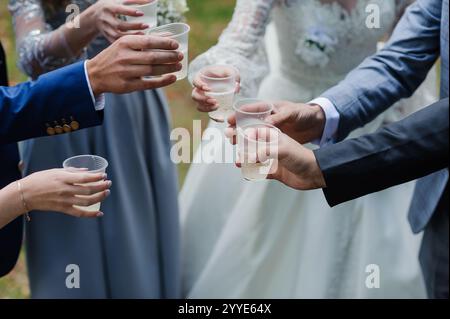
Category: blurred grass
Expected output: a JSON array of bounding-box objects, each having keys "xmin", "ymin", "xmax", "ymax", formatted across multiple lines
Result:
[{"xmin": 0, "ymin": 0, "xmax": 235, "ymax": 299}]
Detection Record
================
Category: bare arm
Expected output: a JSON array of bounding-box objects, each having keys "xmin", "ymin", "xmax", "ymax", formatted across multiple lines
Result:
[{"xmin": 0, "ymin": 169, "xmax": 112, "ymax": 229}]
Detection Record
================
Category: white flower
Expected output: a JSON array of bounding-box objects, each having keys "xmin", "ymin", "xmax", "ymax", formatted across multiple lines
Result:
[
  {"xmin": 158, "ymin": 0, "xmax": 189, "ymax": 25},
  {"xmin": 296, "ymin": 26, "xmax": 338, "ymax": 68}
]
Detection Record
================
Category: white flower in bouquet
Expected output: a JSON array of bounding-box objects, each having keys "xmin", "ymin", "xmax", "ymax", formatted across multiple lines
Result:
[{"xmin": 158, "ymin": 0, "xmax": 189, "ymax": 25}]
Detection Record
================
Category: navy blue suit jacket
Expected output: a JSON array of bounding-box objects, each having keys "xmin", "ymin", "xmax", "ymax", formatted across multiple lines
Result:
[{"xmin": 0, "ymin": 42, "xmax": 103, "ymax": 277}]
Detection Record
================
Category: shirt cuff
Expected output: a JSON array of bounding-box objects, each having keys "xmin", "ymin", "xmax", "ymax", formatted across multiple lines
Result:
[
  {"xmin": 309, "ymin": 97, "xmax": 340, "ymax": 146},
  {"xmin": 84, "ymin": 60, "xmax": 105, "ymax": 111}
]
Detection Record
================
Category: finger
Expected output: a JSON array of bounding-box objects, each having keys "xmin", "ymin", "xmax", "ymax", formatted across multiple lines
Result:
[
  {"xmin": 70, "ymin": 180, "xmax": 112, "ymax": 196},
  {"xmin": 122, "ymin": 0, "xmax": 152, "ymax": 5},
  {"xmin": 65, "ymin": 206, "xmax": 104, "ymax": 218},
  {"xmin": 63, "ymin": 167, "xmax": 89, "ymax": 173},
  {"xmin": 224, "ymin": 127, "xmax": 237, "ymax": 145},
  {"xmin": 150, "ymin": 63, "xmax": 183, "ymax": 76},
  {"xmin": 66, "ymin": 172, "xmax": 107, "ymax": 184},
  {"xmin": 112, "ymin": 4, "xmax": 145, "ymax": 17},
  {"xmin": 227, "ymin": 113, "xmax": 237, "ymax": 126},
  {"xmin": 192, "ymin": 88, "xmax": 216, "ymax": 106},
  {"xmin": 235, "ymin": 81, "xmax": 241, "ymax": 94},
  {"xmin": 117, "ymin": 21, "xmax": 149, "ymax": 32},
  {"xmin": 193, "ymin": 75, "xmax": 210, "ymax": 91},
  {"xmin": 103, "ymin": 28, "xmax": 121, "ymax": 43},
  {"xmin": 132, "ymin": 50, "xmax": 183, "ymax": 65},
  {"xmin": 130, "ymin": 74, "xmax": 178, "ymax": 90},
  {"xmin": 125, "ymin": 35, "xmax": 179, "ymax": 51},
  {"xmin": 72, "ymin": 190, "xmax": 111, "ymax": 207},
  {"xmin": 265, "ymin": 110, "xmax": 291, "ymax": 127},
  {"xmin": 124, "ymin": 63, "xmax": 182, "ymax": 77}
]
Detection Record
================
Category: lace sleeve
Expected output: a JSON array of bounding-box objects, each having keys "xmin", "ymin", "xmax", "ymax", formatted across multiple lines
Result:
[
  {"xmin": 188, "ymin": 0, "xmax": 276, "ymax": 98},
  {"xmin": 8, "ymin": 0, "xmax": 84, "ymax": 79}
]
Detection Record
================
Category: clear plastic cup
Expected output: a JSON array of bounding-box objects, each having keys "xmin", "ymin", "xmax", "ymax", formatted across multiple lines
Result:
[
  {"xmin": 199, "ymin": 64, "xmax": 239, "ymax": 123},
  {"xmin": 125, "ymin": 0, "xmax": 159, "ymax": 29},
  {"xmin": 233, "ymin": 98, "xmax": 274, "ymax": 128},
  {"xmin": 237, "ymin": 123, "xmax": 280, "ymax": 181},
  {"xmin": 147, "ymin": 23, "xmax": 190, "ymax": 80},
  {"xmin": 63, "ymin": 155, "xmax": 109, "ymax": 212}
]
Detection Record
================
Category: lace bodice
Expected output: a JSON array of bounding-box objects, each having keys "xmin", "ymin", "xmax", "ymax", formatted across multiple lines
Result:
[
  {"xmin": 189, "ymin": 0, "xmax": 409, "ymax": 98},
  {"xmin": 8, "ymin": 0, "xmax": 106, "ymax": 78}
]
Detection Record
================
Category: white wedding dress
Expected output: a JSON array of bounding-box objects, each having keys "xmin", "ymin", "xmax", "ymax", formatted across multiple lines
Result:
[{"xmin": 180, "ymin": 0, "xmax": 437, "ymax": 298}]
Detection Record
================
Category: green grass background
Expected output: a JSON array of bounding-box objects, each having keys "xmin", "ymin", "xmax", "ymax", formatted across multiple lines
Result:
[{"xmin": 0, "ymin": 0, "xmax": 236, "ymax": 298}]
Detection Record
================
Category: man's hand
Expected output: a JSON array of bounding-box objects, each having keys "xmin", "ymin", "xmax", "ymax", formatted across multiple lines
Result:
[
  {"xmin": 234, "ymin": 130, "xmax": 326, "ymax": 191},
  {"xmin": 87, "ymin": 34, "xmax": 183, "ymax": 95},
  {"xmin": 267, "ymin": 133, "xmax": 326, "ymax": 190},
  {"xmin": 265, "ymin": 101, "xmax": 326, "ymax": 144},
  {"xmin": 226, "ymin": 101, "xmax": 326, "ymax": 145}
]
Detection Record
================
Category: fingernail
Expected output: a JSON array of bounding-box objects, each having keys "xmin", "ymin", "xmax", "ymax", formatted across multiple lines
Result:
[
  {"xmin": 178, "ymin": 52, "xmax": 184, "ymax": 60},
  {"xmin": 103, "ymin": 173, "xmax": 107, "ymax": 180},
  {"xmin": 105, "ymin": 190, "xmax": 111, "ymax": 196},
  {"xmin": 142, "ymin": 24, "xmax": 149, "ymax": 29},
  {"xmin": 207, "ymin": 99, "xmax": 217, "ymax": 105},
  {"xmin": 172, "ymin": 42, "xmax": 179, "ymax": 49},
  {"xmin": 136, "ymin": 10, "xmax": 144, "ymax": 16},
  {"xmin": 107, "ymin": 180, "xmax": 112, "ymax": 187},
  {"xmin": 96, "ymin": 212, "xmax": 104, "ymax": 217},
  {"xmin": 177, "ymin": 63, "xmax": 183, "ymax": 70}
]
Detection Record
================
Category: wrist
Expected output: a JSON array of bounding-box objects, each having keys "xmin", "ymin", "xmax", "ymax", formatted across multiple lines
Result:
[
  {"xmin": 81, "ymin": 4, "xmax": 101, "ymax": 37},
  {"xmin": 86, "ymin": 59, "xmax": 102, "ymax": 96},
  {"xmin": 305, "ymin": 149, "xmax": 326, "ymax": 189},
  {"xmin": 18, "ymin": 178, "xmax": 33, "ymax": 213},
  {"xmin": 309, "ymin": 104, "xmax": 326, "ymax": 141}
]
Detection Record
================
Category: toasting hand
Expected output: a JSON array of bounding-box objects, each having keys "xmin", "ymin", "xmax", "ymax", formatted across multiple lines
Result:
[{"xmin": 87, "ymin": 34, "xmax": 184, "ymax": 95}]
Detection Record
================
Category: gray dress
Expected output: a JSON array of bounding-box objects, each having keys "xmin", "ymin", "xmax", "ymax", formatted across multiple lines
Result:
[{"xmin": 9, "ymin": 0, "xmax": 180, "ymax": 298}]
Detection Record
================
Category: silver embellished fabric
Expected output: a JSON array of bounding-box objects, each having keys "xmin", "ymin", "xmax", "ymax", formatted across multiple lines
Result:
[{"xmin": 8, "ymin": 0, "xmax": 98, "ymax": 78}]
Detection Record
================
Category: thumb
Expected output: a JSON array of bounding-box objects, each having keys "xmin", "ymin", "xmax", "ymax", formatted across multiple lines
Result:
[{"xmin": 265, "ymin": 110, "xmax": 291, "ymax": 127}]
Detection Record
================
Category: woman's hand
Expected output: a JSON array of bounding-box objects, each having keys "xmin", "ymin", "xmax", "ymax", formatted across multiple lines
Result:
[
  {"xmin": 191, "ymin": 70, "xmax": 241, "ymax": 113},
  {"xmin": 20, "ymin": 169, "xmax": 112, "ymax": 218},
  {"xmin": 88, "ymin": 0, "xmax": 153, "ymax": 43}
]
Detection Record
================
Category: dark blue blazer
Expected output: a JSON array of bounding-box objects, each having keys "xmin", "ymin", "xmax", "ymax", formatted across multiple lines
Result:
[{"xmin": 0, "ymin": 42, "xmax": 103, "ymax": 277}]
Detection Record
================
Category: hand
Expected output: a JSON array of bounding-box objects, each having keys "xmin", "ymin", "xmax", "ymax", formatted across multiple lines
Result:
[
  {"xmin": 20, "ymin": 169, "xmax": 112, "ymax": 218},
  {"xmin": 226, "ymin": 101, "xmax": 326, "ymax": 144},
  {"xmin": 87, "ymin": 35, "xmax": 183, "ymax": 95},
  {"xmin": 87, "ymin": 0, "xmax": 152, "ymax": 43},
  {"xmin": 265, "ymin": 101, "xmax": 326, "ymax": 144},
  {"xmin": 191, "ymin": 70, "xmax": 241, "ymax": 112},
  {"xmin": 235, "ymin": 132, "xmax": 326, "ymax": 190}
]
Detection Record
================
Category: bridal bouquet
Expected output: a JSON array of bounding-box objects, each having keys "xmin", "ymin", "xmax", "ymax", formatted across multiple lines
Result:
[{"xmin": 157, "ymin": 0, "xmax": 189, "ymax": 25}]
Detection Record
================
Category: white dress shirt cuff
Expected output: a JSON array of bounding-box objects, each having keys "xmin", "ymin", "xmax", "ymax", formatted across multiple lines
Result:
[
  {"xmin": 309, "ymin": 97, "xmax": 340, "ymax": 146},
  {"xmin": 84, "ymin": 60, "xmax": 105, "ymax": 111}
]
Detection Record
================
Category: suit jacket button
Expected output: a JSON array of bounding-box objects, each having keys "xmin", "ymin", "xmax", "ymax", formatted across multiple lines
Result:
[
  {"xmin": 63, "ymin": 124, "xmax": 72, "ymax": 133},
  {"xmin": 70, "ymin": 121, "xmax": 80, "ymax": 131},
  {"xmin": 47, "ymin": 127, "xmax": 56, "ymax": 136},
  {"xmin": 55, "ymin": 125, "xmax": 63, "ymax": 134}
]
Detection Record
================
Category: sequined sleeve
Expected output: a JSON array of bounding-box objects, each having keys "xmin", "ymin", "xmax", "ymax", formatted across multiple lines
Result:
[
  {"xmin": 188, "ymin": 0, "xmax": 276, "ymax": 98},
  {"xmin": 8, "ymin": 0, "xmax": 84, "ymax": 79}
]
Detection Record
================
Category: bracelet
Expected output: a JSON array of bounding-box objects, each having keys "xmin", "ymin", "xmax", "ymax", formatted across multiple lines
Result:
[{"xmin": 17, "ymin": 180, "xmax": 31, "ymax": 222}]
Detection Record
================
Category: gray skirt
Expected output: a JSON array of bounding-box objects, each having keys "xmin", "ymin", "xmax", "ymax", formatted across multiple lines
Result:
[{"xmin": 21, "ymin": 89, "xmax": 180, "ymax": 298}]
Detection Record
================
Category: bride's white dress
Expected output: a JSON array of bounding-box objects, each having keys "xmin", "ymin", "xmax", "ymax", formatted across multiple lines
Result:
[{"xmin": 181, "ymin": 0, "xmax": 436, "ymax": 298}]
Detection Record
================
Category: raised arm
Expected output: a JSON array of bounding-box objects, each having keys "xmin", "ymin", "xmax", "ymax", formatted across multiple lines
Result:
[
  {"xmin": 189, "ymin": 0, "xmax": 276, "ymax": 98},
  {"xmin": 8, "ymin": 0, "xmax": 150, "ymax": 79},
  {"xmin": 321, "ymin": 0, "xmax": 442, "ymax": 141}
]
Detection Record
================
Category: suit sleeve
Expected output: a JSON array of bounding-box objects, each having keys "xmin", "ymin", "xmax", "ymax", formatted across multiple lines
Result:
[
  {"xmin": 0, "ymin": 61, "xmax": 103, "ymax": 145},
  {"xmin": 314, "ymin": 98, "xmax": 449, "ymax": 207},
  {"xmin": 321, "ymin": 0, "xmax": 442, "ymax": 141}
]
